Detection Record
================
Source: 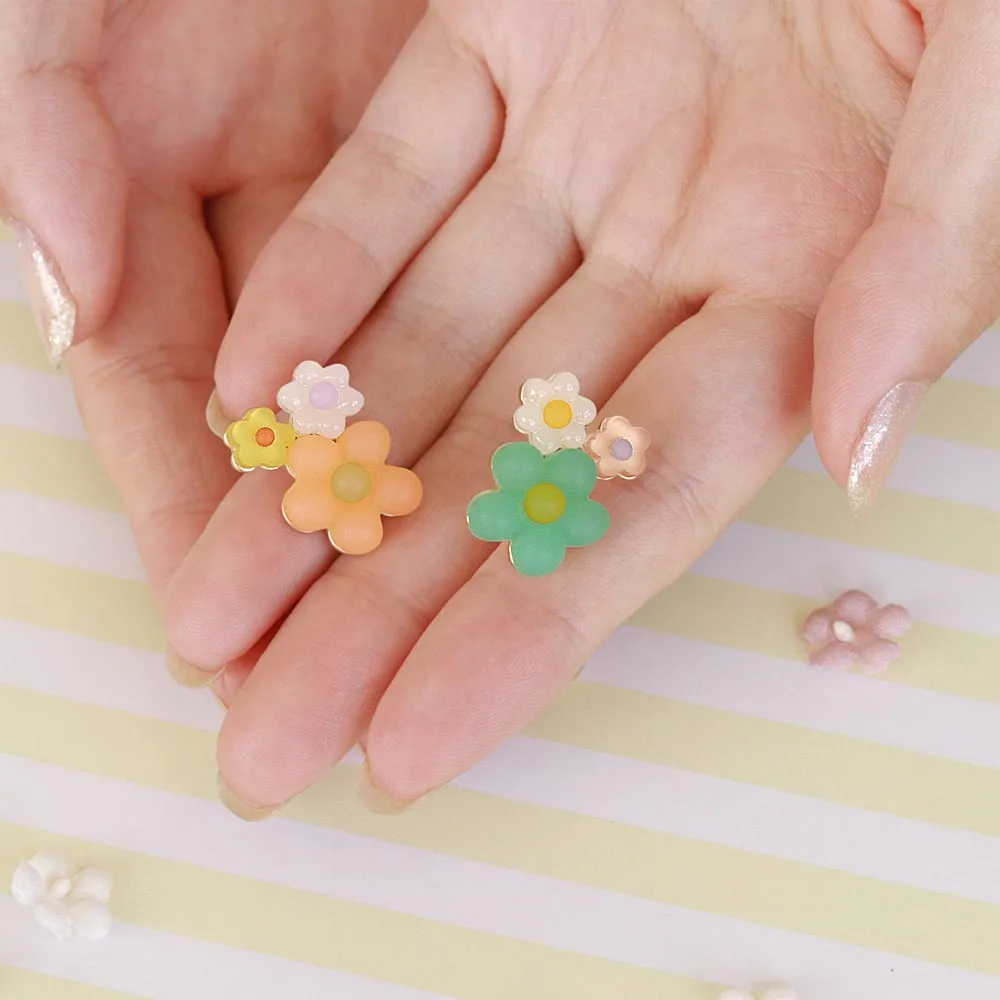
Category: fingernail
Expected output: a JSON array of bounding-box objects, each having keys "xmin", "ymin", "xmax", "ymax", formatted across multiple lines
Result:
[
  {"xmin": 216, "ymin": 772, "xmax": 283, "ymax": 822},
  {"xmin": 206, "ymin": 389, "xmax": 234, "ymax": 439},
  {"xmin": 165, "ymin": 649, "xmax": 225, "ymax": 689},
  {"xmin": 356, "ymin": 758, "xmax": 416, "ymax": 815},
  {"xmin": 10, "ymin": 221, "xmax": 77, "ymax": 365},
  {"xmin": 847, "ymin": 381, "xmax": 927, "ymax": 514}
]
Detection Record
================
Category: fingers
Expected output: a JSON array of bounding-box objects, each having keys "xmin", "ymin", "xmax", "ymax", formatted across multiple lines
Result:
[
  {"xmin": 0, "ymin": 0, "xmax": 127, "ymax": 361},
  {"xmin": 365, "ymin": 294, "xmax": 811, "ymax": 802},
  {"xmin": 69, "ymin": 187, "xmax": 233, "ymax": 597},
  {"xmin": 812, "ymin": 0, "xmax": 1000, "ymax": 511},
  {"xmin": 206, "ymin": 179, "xmax": 313, "ymax": 309},
  {"xmin": 213, "ymin": 11, "xmax": 502, "ymax": 415},
  {"xmin": 213, "ymin": 257, "xmax": 690, "ymax": 808},
  {"xmin": 166, "ymin": 162, "xmax": 579, "ymax": 670}
]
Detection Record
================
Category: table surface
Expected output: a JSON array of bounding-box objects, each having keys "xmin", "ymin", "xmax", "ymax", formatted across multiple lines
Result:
[{"xmin": 1, "ymin": 222, "xmax": 999, "ymax": 1000}]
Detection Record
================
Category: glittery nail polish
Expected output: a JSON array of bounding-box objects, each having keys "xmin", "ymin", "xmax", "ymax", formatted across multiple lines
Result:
[
  {"xmin": 847, "ymin": 381, "xmax": 927, "ymax": 514},
  {"xmin": 10, "ymin": 222, "xmax": 77, "ymax": 365}
]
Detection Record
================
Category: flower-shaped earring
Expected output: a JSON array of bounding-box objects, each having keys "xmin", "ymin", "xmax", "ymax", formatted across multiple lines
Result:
[
  {"xmin": 222, "ymin": 361, "xmax": 422, "ymax": 554},
  {"xmin": 514, "ymin": 372, "xmax": 596, "ymax": 454},
  {"xmin": 585, "ymin": 415, "xmax": 650, "ymax": 479},
  {"xmin": 467, "ymin": 442, "xmax": 609, "ymax": 577},
  {"xmin": 282, "ymin": 421, "xmax": 422, "ymax": 554},
  {"xmin": 468, "ymin": 372, "xmax": 648, "ymax": 576},
  {"xmin": 277, "ymin": 361, "xmax": 365, "ymax": 438},
  {"xmin": 225, "ymin": 407, "xmax": 298, "ymax": 471}
]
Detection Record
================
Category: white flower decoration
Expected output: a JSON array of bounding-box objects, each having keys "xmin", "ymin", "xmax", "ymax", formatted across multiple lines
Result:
[
  {"xmin": 12, "ymin": 850, "xmax": 113, "ymax": 941},
  {"xmin": 277, "ymin": 361, "xmax": 364, "ymax": 438},
  {"xmin": 719, "ymin": 986, "xmax": 799, "ymax": 1000},
  {"xmin": 513, "ymin": 372, "xmax": 597, "ymax": 455}
]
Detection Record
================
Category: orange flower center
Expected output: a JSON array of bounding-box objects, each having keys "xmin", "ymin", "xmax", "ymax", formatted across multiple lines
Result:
[
  {"xmin": 331, "ymin": 462, "xmax": 371, "ymax": 503},
  {"xmin": 255, "ymin": 426, "xmax": 276, "ymax": 447}
]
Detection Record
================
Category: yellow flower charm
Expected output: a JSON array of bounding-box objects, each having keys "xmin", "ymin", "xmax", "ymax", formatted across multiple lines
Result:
[{"xmin": 224, "ymin": 407, "xmax": 297, "ymax": 471}]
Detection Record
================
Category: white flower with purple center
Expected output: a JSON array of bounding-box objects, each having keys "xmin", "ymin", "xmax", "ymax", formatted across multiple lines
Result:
[{"xmin": 277, "ymin": 361, "xmax": 364, "ymax": 439}]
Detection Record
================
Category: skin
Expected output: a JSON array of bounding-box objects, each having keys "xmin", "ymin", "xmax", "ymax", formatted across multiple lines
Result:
[{"xmin": 4, "ymin": 0, "xmax": 1000, "ymax": 809}]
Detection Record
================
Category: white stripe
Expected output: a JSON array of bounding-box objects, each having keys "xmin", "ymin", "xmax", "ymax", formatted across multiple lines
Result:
[
  {"xmin": 946, "ymin": 327, "xmax": 1000, "ymax": 390},
  {"xmin": 694, "ymin": 520, "xmax": 1000, "ymax": 637},
  {"xmin": 788, "ymin": 435, "xmax": 1000, "ymax": 511},
  {"xmin": 0, "ymin": 364, "xmax": 86, "ymax": 439},
  {"xmin": 0, "ymin": 896, "xmax": 447, "ymax": 1000},
  {"xmin": 0, "ymin": 621, "xmax": 219, "ymax": 732},
  {"xmin": 0, "ymin": 241, "xmax": 25, "ymax": 303},
  {"xmin": 3, "ymin": 758, "xmax": 999, "ymax": 1000},
  {"xmin": 586, "ymin": 626, "xmax": 1000, "ymax": 769},
  {"xmin": 0, "ymin": 492, "xmax": 144, "ymax": 580}
]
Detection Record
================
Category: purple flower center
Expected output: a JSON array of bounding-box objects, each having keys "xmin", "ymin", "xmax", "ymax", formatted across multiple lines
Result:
[
  {"xmin": 610, "ymin": 437, "xmax": 633, "ymax": 461},
  {"xmin": 309, "ymin": 381, "xmax": 340, "ymax": 409}
]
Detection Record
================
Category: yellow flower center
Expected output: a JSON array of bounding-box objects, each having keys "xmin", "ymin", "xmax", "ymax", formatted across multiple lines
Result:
[
  {"xmin": 523, "ymin": 483, "xmax": 566, "ymax": 524},
  {"xmin": 331, "ymin": 462, "xmax": 371, "ymax": 503},
  {"xmin": 255, "ymin": 426, "xmax": 276, "ymax": 447},
  {"xmin": 543, "ymin": 399, "xmax": 572, "ymax": 429}
]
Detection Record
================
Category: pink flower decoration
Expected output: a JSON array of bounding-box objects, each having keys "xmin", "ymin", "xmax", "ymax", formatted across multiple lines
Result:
[{"xmin": 801, "ymin": 590, "xmax": 911, "ymax": 675}]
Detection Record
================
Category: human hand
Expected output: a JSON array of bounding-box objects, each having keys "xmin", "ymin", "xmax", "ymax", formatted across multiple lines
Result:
[
  {"xmin": 166, "ymin": 0, "xmax": 1000, "ymax": 813},
  {"xmin": 0, "ymin": 0, "xmax": 423, "ymax": 599}
]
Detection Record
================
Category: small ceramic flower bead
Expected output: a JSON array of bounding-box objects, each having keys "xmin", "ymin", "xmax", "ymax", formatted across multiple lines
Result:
[
  {"xmin": 277, "ymin": 360, "xmax": 364, "ymax": 438},
  {"xmin": 585, "ymin": 415, "xmax": 650, "ymax": 479},
  {"xmin": 225, "ymin": 407, "xmax": 298, "ymax": 471},
  {"xmin": 467, "ymin": 442, "xmax": 609, "ymax": 576},
  {"xmin": 281, "ymin": 420, "xmax": 422, "ymax": 554},
  {"xmin": 513, "ymin": 372, "xmax": 597, "ymax": 455}
]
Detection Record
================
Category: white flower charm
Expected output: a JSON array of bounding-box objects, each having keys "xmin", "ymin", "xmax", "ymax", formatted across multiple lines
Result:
[
  {"xmin": 12, "ymin": 850, "xmax": 113, "ymax": 941},
  {"xmin": 513, "ymin": 372, "xmax": 597, "ymax": 455},
  {"xmin": 277, "ymin": 361, "xmax": 364, "ymax": 438},
  {"xmin": 719, "ymin": 986, "xmax": 799, "ymax": 1000}
]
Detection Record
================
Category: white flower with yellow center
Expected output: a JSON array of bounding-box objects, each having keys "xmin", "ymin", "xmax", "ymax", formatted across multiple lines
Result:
[{"xmin": 513, "ymin": 372, "xmax": 597, "ymax": 455}]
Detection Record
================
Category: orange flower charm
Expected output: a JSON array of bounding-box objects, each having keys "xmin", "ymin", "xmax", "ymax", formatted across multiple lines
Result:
[
  {"xmin": 281, "ymin": 421, "xmax": 422, "ymax": 554},
  {"xmin": 585, "ymin": 415, "xmax": 650, "ymax": 480}
]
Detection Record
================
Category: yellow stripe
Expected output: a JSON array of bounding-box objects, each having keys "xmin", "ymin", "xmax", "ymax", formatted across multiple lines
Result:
[
  {"xmin": 0, "ymin": 223, "xmax": 12, "ymax": 242},
  {"xmin": 531, "ymin": 682, "xmax": 1000, "ymax": 834},
  {"xmin": 0, "ymin": 552, "xmax": 162, "ymax": 651},
  {"xmin": 5, "ymin": 685, "xmax": 1000, "ymax": 976},
  {"xmin": 632, "ymin": 574, "xmax": 1000, "ymax": 704},
  {"xmin": 0, "ymin": 302, "xmax": 53, "ymax": 372},
  {"xmin": 921, "ymin": 378, "xmax": 1000, "ymax": 451},
  {"xmin": 0, "ymin": 426, "xmax": 120, "ymax": 511},
  {"xmin": 0, "ymin": 825, "xmax": 711, "ymax": 1000},
  {"xmin": 748, "ymin": 467, "xmax": 1000, "ymax": 574},
  {"xmin": 0, "ymin": 966, "xmax": 138, "ymax": 1000}
]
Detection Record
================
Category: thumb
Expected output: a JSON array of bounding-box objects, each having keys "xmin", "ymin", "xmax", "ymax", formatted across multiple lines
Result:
[
  {"xmin": 0, "ymin": 0, "xmax": 127, "ymax": 364},
  {"xmin": 812, "ymin": 0, "xmax": 1000, "ymax": 512}
]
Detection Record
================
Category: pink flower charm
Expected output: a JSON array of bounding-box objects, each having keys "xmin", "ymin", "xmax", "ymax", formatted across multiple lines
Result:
[
  {"xmin": 801, "ymin": 590, "xmax": 911, "ymax": 674},
  {"xmin": 584, "ymin": 415, "xmax": 650, "ymax": 480}
]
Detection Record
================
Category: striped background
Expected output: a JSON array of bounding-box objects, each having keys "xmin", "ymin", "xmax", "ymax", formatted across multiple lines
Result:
[{"xmin": 1, "ymin": 221, "xmax": 999, "ymax": 1000}]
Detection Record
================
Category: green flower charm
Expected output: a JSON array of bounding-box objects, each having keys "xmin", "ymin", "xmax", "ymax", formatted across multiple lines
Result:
[{"xmin": 467, "ymin": 442, "xmax": 610, "ymax": 577}]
